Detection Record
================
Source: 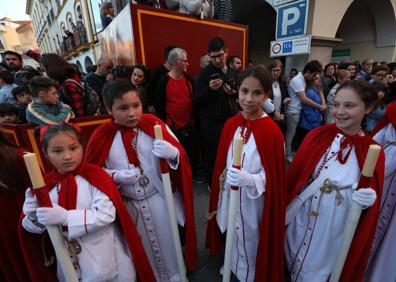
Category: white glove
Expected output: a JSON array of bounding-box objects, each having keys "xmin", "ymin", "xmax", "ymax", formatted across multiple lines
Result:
[
  {"xmin": 352, "ymin": 188, "xmax": 377, "ymax": 208},
  {"xmin": 36, "ymin": 204, "xmax": 69, "ymax": 226},
  {"xmin": 226, "ymin": 167, "xmax": 255, "ymax": 187},
  {"xmin": 113, "ymin": 168, "xmax": 140, "ymax": 185},
  {"xmin": 23, "ymin": 188, "xmax": 38, "ymax": 216},
  {"xmin": 152, "ymin": 139, "xmax": 179, "ymax": 161}
]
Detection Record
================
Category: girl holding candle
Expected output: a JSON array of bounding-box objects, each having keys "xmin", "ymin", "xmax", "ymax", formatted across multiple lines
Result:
[
  {"xmin": 85, "ymin": 80, "xmax": 197, "ymax": 281},
  {"xmin": 365, "ymin": 102, "xmax": 396, "ymax": 281},
  {"xmin": 206, "ymin": 65, "xmax": 286, "ymax": 282},
  {"xmin": 285, "ymin": 80, "xmax": 385, "ymax": 282},
  {"xmin": 20, "ymin": 123, "xmax": 155, "ymax": 282}
]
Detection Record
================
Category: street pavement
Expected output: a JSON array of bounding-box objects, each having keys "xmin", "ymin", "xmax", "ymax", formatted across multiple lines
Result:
[{"xmin": 188, "ymin": 181, "xmax": 238, "ymax": 282}]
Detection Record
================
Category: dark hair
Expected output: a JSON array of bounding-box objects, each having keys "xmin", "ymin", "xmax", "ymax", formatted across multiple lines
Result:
[
  {"xmin": 102, "ymin": 80, "xmax": 141, "ymax": 109},
  {"xmin": 113, "ymin": 65, "xmax": 134, "ymax": 80},
  {"xmin": 336, "ymin": 80, "xmax": 378, "ymax": 109},
  {"xmin": 238, "ymin": 65, "xmax": 272, "ymax": 94},
  {"xmin": 339, "ymin": 62, "xmax": 354, "ymax": 70},
  {"xmin": 14, "ymin": 66, "xmax": 41, "ymax": 86},
  {"xmin": 208, "ymin": 37, "xmax": 226, "ymax": 53},
  {"xmin": 0, "ymin": 130, "xmax": 29, "ymax": 193},
  {"xmin": 40, "ymin": 53, "xmax": 77, "ymax": 82},
  {"xmin": 0, "ymin": 70, "xmax": 14, "ymax": 84},
  {"xmin": 164, "ymin": 45, "xmax": 177, "ymax": 60},
  {"xmin": 324, "ymin": 63, "xmax": 335, "ymax": 74},
  {"xmin": 133, "ymin": 64, "xmax": 151, "ymax": 86},
  {"xmin": 29, "ymin": 76, "xmax": 58, "ymax": 97},
  {"xmin": 0, "ymin": 61, "xmax": 10, "ymax": 71},
  {"xmin": 227, "ymin": 55, "xmax": 241, "ymax": 68},
  {"xmin": 290, "ymin": 68, "xmax": 298, "ymax": 75},
  {"xmin": 371, "ymin": 64, "xmax": 389, "ymax": 75},
  {"xmin": 35, "ymin": 123, "xmax": 81, "ymax": 153},
  {"xmin": 0, "ymin": 103, "xmax": 18, "ymax": 117},
  {"xmin": 11, "ymin": 86, "xmax": 31, "ymax": 100},
  {"xmin": 86, "ymin": 65, "xmax": 97, "ymax": 73},
  {"xmin": 303, "ymin": 60, "xmax": 323, "ymax": 74},
  {"xmin": 372, "ymin": 81, "xmax": 392, "ymax": 105},
  {"xmin": 4, "ymin": 50, "xmax": 22, "ymax": 61}
]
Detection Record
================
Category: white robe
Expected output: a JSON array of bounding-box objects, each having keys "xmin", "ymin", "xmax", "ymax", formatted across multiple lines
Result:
[
  {"xmin": 365, "ymin": 123, "xmax": 396, "ymax": 281},
  {"xmin": 285, "ymin": 133, "xmax": 360, "ymax": 282},
  {"xmin": 216, "ymin": 126, "xmax": 266, "ymax": 282},
  {"xmin": 22, "ymin": 175, "xmax": 135, "ymax": 282},
  {"xmin": 105, "ymin": 128, "xmax": 185, "ymax": 282}
]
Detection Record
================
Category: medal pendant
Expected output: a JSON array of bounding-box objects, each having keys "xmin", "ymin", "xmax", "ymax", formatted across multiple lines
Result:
[{"xmin": 139, "ymin": 174, "xmax": 150, "ymax": 188}]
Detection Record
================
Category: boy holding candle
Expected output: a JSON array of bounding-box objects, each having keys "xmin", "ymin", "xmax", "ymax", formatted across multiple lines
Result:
[{"xmin": 85, "ymin": 80, "xmax": 197, "ymax": 281}]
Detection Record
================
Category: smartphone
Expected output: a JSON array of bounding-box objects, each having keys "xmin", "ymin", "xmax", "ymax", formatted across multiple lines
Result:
[{"xmin": 210, "ymin": 73, "xmax": 221, "ymax": 80}]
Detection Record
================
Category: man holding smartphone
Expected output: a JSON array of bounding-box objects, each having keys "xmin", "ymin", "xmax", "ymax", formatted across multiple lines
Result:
[{"xmin": 195, "ymin": 37, "xmax": 239, "ymax": 186}]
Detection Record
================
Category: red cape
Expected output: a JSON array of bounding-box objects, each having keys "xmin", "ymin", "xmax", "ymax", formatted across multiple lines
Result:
[
  {"xmin": 287, "ymin": 123, "xmax": 385, "ymax": 281},
  {"xmin": 206, "ymin": 114, "xmax": 286, "ymax": 282},
  {"xmin": 19, "ymin": 163, "xmax": 156, "ymax": 282},
  {"xmin": 371, "ymin": 102, "xmax": 396, "ymax": 136},
  {"xmin": 85, "ymin": 114, "xmax": 197, "ymax": 270},
  {"xmin": 0, "ymin": 148, "xmax": 30, "ymax": 282}
]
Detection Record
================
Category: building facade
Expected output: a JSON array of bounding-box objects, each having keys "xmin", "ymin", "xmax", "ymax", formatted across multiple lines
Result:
[
  {"xmin": 26, "ymin": 0, "xmax": 396, "ymax": 72},
  {"xmin": 26, "ymin": 0, "xmax": 108, "ymax": 72}
]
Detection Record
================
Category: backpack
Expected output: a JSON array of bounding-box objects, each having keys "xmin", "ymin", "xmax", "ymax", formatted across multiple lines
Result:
[{"xmin": 64, "ymin": 79, "xmax": 100, "ymax": 116}]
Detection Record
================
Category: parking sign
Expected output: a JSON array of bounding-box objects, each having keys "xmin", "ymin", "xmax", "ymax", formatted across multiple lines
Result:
[{"xmin": 276, "ymin": 0, "xmax": 309, "ymax": 39}]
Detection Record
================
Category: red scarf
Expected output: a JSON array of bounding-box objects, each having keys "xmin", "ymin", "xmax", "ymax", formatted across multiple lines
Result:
[
  {"xmin": 206, "ymin": 113, "xmax": 286, "ymax": 282},
  {"xmin": 371, "ymin": 102, "xmax": 396, "ymax": 137},
  {"xmin": 85, "ymin": 114, "xmax": 197, "ymax": 270},
  {"xmin": 287, "ymin": 123, "xmax": 385, "ymax": 281},
  {"xmin": 19, "ymin": 162, "xmax": 156, "ymax": 282}
]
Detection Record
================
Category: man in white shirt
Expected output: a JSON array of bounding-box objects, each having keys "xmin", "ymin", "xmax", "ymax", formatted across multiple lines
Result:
[{"xmin": 285, "ymin": 60, "xmax": 325, "ymax": 162}]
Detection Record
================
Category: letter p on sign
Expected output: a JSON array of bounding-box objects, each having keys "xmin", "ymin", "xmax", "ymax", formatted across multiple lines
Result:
[
  {"xmin": 276, "ymin": 0, "xmax": 308, "ymax": 39},
  {"xmin": 282, "ymin": 7, "xmax": 300, "ymax": 36}
]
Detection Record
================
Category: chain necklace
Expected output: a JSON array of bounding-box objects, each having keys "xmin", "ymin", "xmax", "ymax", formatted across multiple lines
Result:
[{"xmin": 132, "ymin": 128, "xmax": 150, "ymax": 188}]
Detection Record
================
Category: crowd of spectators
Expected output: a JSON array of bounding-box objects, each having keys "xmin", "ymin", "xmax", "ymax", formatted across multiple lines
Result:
[{"xmin": 1, "ymin": 43, "xmax": 395, "ymax": 181}]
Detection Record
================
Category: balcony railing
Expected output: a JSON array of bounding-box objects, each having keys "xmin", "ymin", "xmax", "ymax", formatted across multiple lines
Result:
[{"xmin": 58, "ymin": 23, "xmax": 89, "ymax": 58}]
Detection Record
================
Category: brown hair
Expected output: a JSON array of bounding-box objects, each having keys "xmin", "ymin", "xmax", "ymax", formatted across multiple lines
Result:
[
  {"xmin": 336, "ymin": 80, "xmax": 378, "ymax": 109},
  {"xmin": 238, "ymin": 65, "xmax": 272, "ymax": 96},
  {"xmin": 336, "ymin": 70, "xmax": 349, "ymax": 82},
  {"xmin": 35, "ymin": 123, "xmax": 82, "ymax": 153},
  {"xmin": 0, "ymin": 130, "xmax": 29, "ymax": 193},
  {"xmin": 41, "ymin": 53, "xmax": 77, "ymax": 82},
  {"xmin": 102, "ymin": 80, "xmax": 142, "ymax": 110}
]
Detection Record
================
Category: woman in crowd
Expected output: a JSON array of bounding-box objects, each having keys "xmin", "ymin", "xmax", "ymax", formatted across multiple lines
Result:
[
  {"xmin": 131, "ymin": 64, "xmax": 153, "ymax": 112},
  {"xmin": 292, "ymin": 75, "xmax": 324, "ymax": 149},
  {"xmin": 268, "ymin": 59, "xmax": 288, "ymax": 132}
]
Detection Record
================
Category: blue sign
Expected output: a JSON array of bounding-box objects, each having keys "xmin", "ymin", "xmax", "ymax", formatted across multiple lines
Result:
[
  {"xmin": 283, "ymin": 41, "xmax": 293, "ymax": 53},
  {"xmin": 276, "ymin": 0, "xmax": 308, "ymax": 39}
]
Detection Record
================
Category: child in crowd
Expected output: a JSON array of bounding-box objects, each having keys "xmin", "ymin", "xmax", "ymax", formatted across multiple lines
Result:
[
  {"xmin": 206, "ymin": 66, "xmax": 286, "ymax": 282},
  {"xmin": 85, "ymin": 80, "xmax": 197, "ymax": 281},
  {"xmin": 11, "ymin": 86, "xmax": 32, "ymax": 123},
  {"xmin": 285, "ymin": 80, "xmax": 384, "ymax": 281},
  {"xmin": 0, "ymin": 103, "xmax": 18, "ymax": 124},
  {"xmin": 20, "ymin": 123, "xmax": 155, "ymax": 282},
  {"xmin": 365, "ymin": 102, "xmax": 396, "ymax": 281},
  {"xmin": 0, "ymin": 130, "xmax": 31, "ymax": 281},
  {"xmin": 26, "ymin": 76, "xmax": 74, "ymax": 125}
]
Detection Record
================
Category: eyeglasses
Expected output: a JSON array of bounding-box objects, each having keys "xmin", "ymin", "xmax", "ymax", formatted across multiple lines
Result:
[
  {"xmin": 209, "ymin": 53, "xmax": 225, "ymax": 60},
  {"xmin": 177, "ymin": 59, "xmax": 189, "ymax": 64}
]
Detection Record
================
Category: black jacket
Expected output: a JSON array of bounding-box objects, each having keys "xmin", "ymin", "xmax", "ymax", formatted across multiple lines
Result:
[{"xmin": 194, "ymin": 64, "xmax": 238, "ymax": 123}]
